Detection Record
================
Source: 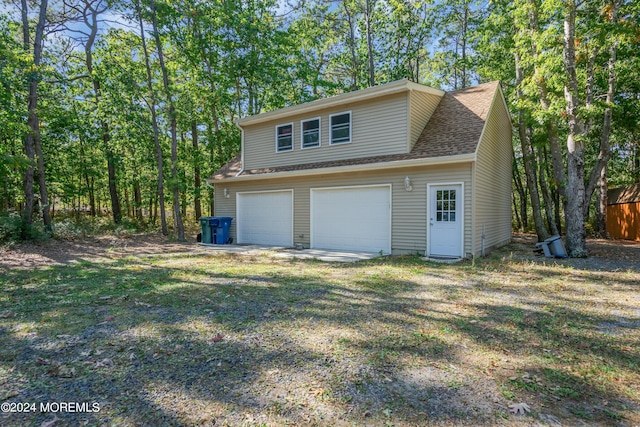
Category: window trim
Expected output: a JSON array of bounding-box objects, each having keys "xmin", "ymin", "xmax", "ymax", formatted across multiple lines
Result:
[
  {"xmin": 329, "ymin": 111, "xmax": 352, "ymax": 145},
  {"xmin": 275, "ymin": 122, "xmax": 294, "ymax": 153},
  {"xmin": 300, "ymin": 117, "xmax": 321, "ymax": 150}
]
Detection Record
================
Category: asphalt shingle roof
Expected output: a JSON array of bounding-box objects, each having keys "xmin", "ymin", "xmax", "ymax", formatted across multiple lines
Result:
[{"xmin": 212, "ymin": 81, "xmax": 499, "ymax": 180}]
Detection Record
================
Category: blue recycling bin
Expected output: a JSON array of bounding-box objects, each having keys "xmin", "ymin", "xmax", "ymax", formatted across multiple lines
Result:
[
  {"xmin": 211, "ymin": 217, "xmax": 233, "ymax": 244},
  {"xmin": 199, "ymin": 216, "xmax": 214, "ymax": 243}
]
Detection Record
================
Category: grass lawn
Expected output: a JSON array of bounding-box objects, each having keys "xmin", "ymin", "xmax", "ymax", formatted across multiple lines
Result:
[{"xmin": 0, "ymin": 238, "xmax": 639, "ymax": 426}]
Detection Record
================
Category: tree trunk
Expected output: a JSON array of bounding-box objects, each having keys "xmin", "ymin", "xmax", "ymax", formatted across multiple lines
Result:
[
  {"xmin": 84, "ymin": 173, "xmax": 96, "ymax": 216},
  {"xmin": 192, "ymin": 121, "xmax": 202, "ymax": 220},
  {"xmin": 34, "ymin": 133, "xmax": 51, "ymax": 231},
  {"xmin": 123, "ymin": 184, "xmax": 130, "ymax": 218},
  {"xmin": 365, "ymin": 0, "xmax": 375, "ymax": 87},
  {"xmin": 563, "ymin": 0, "xmax": 587, "ymax": 257},
  {"xmin": 134, "ymin": 179, "xmax": 143, "ymax": 222},
  {"xmin": 512, "ymin": 191, "xmax": 521, "ymax": 231},
  {"xmin": 585, "ymin": 4, "xmax": 617, "ymax": 237},
  {"xmin": 594, "ymin": 165, "xmax": 608, "ymax": 238},
  {"xmin": 512, "ymin": 154, "xmax": 528, "ymax": 231},
  {"xmin": 150, "ymin": 0, "xmax": 184, "ymax": 241},
  {"xmin": 82, "ymin": 0, "xmax": 121, "ymax": 223},
  {"xmin": 460, "ymin": 1, "xmax": 469, "ymax": 88},
  {"xmin": 544, "ymin": 146, "xmax": 562, "ymax": 234},
  {"xmin": 105, "ymin": 142, "xmax": 121, "ymax": 223},
  {"xmin": 21, "ymin": 0, "xmax": 51, "ymax": 233},
  {"xmin": 528, "ymin": 0, "xmax": 566, "ymax": 199},
  {"xmin": 20, "ymin": 0, "xmax": 34, "ymax": 230},
  {"xmin": 136, "ymin": 0, "xmax": 167, "ymax": 235},
  {"xmin": 536, "ymin": 145, "xmax": 559, "ymax": 236},
  {"xmin": 343, "ymin": 1, "xmax": 358, "ymax": 91},
  {"xmin": 515, "ymin": 52, "xmax": 548, "ymax": 240}
]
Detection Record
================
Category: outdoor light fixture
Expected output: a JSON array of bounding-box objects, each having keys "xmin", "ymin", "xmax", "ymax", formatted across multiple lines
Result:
[
  {"xmin": 404, "ymin": 176, "xmax": 413, "ymax": 192},
  {"xmin": 223, "ymin": 188, "xmax": 230, "ymax": 198}
]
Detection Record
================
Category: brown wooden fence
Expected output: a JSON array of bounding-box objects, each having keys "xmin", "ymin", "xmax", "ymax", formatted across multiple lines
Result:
[{"xmin": 606, "ymin": 185, "xmax": 640, "ymax": 241}]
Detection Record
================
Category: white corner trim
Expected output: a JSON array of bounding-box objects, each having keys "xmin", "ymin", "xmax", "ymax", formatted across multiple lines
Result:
[
  {"xmin": 236, "ymin": 123, "xmax": 245, "ymax": 173},
  {"xmin": 474, "ymin": 83, "xmax": 513, "ymax": 157},
  {"xmin": 497, "ymin": 83, "xmax": 514, "ymax": 127},
  {"xmin": 406, "ymin": 92, "xmax": 412, "ymax": 153}
]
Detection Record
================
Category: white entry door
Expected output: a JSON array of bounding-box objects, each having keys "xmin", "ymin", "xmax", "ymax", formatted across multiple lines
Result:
[
  {"xmin": 311, "ymin": 185, "xmax": 391, "ymax": 253},
  {"xmin": 236, "ymin": 190, "xmax": 293, "ymax": 246},
  {"xmin": 428, "ymin": 184, "xmax": 463, "ymax": 257}
]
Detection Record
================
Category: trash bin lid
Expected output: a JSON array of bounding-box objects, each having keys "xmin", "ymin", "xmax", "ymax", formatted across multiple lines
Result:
[{"xmin": 544, "ymin": 235, "xmax": 561, "ymax": 243}]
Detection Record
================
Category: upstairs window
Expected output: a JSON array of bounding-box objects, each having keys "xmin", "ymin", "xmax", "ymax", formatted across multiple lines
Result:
[
  {"xmin": 301, "ymin": 118, "xmax": 320, "ymax": 149},
  {"xmin": 276, "ymin": 123, "xmax": 293, "ymax": 152},
  {"xmin": 330, "ymin": 111, "xmax": 351, "ymax": 145}
]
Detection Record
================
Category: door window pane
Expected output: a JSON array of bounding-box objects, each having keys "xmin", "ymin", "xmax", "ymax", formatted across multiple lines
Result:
[{"xmin": 435, "ymin": 189, "xmax": 457, "ymax": 222}]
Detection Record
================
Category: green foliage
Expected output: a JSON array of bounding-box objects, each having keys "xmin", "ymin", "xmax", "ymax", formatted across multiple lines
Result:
[
  {"xmin": 0, "ymin": 0, "xmax": 638, "ymax": 241},
  {"xmin": 0, "ymin": 211, "xmax": 24, "ymax": 243},
  {"xmin": 0, "ymin": 211, "xmax": 49, "ymax": 243},
  {"xmin": 51, "ymin": 215, "xmax": 149, "ymax": 239}
]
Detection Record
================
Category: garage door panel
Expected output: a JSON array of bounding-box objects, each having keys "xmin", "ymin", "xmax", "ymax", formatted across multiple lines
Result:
[
  {"xmin": 237, "ymin": 191, "xmax": 293, "ymax": 246},
  {"xmin": 311, "ymin": 186, "xmax": 391, "ymax": 253}
]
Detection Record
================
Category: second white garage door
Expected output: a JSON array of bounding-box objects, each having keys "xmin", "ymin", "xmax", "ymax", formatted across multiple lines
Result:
[
  {"xmin": 311, "ymin": 185, "xmax": 391, "ymax": 254},
  {"xmin": 236, "ymin": 190, "xmax": 293, "ymax": 246}
]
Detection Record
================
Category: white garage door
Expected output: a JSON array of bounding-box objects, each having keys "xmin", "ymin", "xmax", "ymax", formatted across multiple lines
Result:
[
  {"xmin": 237, "ymin": 190, "xmax": 293, "ymax": 246},
  {"xmin": 311, "ymin": 185, "xmax": 391, "ymax": 253}
]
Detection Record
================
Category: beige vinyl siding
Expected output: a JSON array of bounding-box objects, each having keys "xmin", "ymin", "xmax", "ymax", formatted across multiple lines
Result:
[
  {"xmin": 473, "ymin": 89, "xmax": 513, "ymax": 255},
  {"xmin": 243, "ymin": 92, "xmax": 409, "ymax": 171},
  {"xmin": 409, "ymin": 91, "xmax": 442, "ymax": 150},
  {"xmin": 213, "ymin": 189, "xmax": 238, "ymax": 241},
  {"xmin": 214, "ymin": 163, "xmax": 473, "ymax": 255}
]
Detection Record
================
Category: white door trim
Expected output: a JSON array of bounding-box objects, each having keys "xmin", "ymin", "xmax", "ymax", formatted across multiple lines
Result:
[
  {"xmin": 236, "ymin": 189, "xmax": 294, "ymax": 246},
  {"xmin": 310, "ymin": 184, "xmax": 392, "ymax": 254},
  {"xmin": 426, "ymin": 182, "xmax": 464, "ymax": 257}
]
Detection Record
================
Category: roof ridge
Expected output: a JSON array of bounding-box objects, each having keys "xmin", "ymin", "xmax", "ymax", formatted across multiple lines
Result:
[{"xmin": 445, "ymin": 81, "xmax": 499, "ymax": 94}]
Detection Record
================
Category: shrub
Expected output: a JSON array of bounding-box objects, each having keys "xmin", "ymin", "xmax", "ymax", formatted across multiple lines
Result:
[
  {"xmin": 0, "ymin": 211, "xmax": 49, "ymax": 243},
  {"xmin": 0, "ymin": 211, "xmax": 23, "ymax": 243},
  {"xmin": 52, "ymin": 218, "xmax": 85, "ymax": 240}
]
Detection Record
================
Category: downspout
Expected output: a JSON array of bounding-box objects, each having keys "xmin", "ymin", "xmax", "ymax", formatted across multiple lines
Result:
[{"xmin": 481, "ymin": 224, "xmax": 485, "ymax": 257}]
